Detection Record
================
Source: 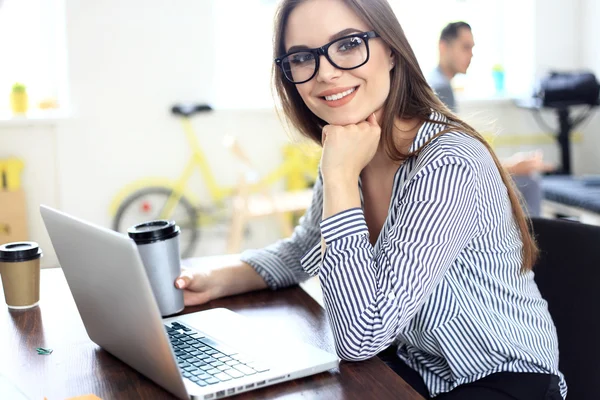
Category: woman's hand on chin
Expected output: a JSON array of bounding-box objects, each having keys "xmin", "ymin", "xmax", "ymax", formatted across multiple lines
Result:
[{"xmin": 320, "ymin": 113, "xmax": 381, "ymax": 184}]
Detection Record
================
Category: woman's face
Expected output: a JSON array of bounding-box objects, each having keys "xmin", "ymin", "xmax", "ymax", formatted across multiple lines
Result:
[{"xmin": 284, "ymin": 0, "xmax": 394, "ymax": 126}]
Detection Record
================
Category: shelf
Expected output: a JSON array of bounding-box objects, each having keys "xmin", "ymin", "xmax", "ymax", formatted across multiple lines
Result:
[{"xmin": 0, "ymin": 110, "xmax": 71, "ymax": 128}]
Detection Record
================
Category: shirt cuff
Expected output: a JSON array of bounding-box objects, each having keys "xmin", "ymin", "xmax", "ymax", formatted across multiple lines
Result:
[
  {"xmin": 300, "ymin": 208, "xmax": 369, "ymax": 276},
  {"xmin": 320, "ymin": 207, "xmax": 369, "ymax": 245},
  {"xmin": 239, "ymin": 249, "xmax": 296, "ymax": 290},
  {"xmin": 300, "ymin": 243, "xmax": 322, "ymax": 276}
]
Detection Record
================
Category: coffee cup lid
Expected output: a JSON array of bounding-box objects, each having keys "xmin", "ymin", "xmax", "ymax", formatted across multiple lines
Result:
[
  {"xmin": 0, "ymin": 241, "xmax": 43, "ymax": 262},
  {"xmin": 127, "ymin": 220, "xmax": 180, "ymax": 244}
]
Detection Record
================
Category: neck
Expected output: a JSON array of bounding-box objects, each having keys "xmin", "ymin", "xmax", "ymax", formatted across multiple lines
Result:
[
  {"xmin": 365, "ymin": 148, "xmax": 393, "ymax": 172},
  {"xmin": 438, "ymin": 62, "xmax": 456, "ymax": 81},
  {"xmin": 364, "ymin": 116, "xmax": 421, "ymax": 173}
]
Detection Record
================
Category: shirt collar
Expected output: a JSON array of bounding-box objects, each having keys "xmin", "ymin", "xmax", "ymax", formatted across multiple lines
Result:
[{"xmin": 408, "ymin": 111, "xmax": 450, "ymax": 154}]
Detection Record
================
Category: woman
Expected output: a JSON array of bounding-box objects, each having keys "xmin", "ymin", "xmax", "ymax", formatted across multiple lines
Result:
[{"xmin": 175, "ymin": 0, "xmax": 566, "ymax": 398}]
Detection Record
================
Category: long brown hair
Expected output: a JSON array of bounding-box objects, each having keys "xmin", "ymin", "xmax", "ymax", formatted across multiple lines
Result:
[{"xmin": 271, "ymin": 0, "xmax": 537, "ymax": 271}]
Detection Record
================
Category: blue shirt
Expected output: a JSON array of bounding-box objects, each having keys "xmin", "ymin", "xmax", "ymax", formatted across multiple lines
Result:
[
  {"xmin": 427, "ymin": 67, "xmax": 456, "ymax": 112},
  {"xmin": 241, "ymin": 112, "xmax": 566, "ymax": 398}
]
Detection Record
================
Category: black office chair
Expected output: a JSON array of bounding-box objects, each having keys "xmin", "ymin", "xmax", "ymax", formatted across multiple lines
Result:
[{"xmin": 530, "ymin": 217, "xmax": 600, "ymax": 400}]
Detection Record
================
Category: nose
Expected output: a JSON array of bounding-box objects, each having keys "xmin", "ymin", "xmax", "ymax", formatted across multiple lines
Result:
[{"xmin": 315, "ymin": 54, "xmax": 342, "ymax": 83}]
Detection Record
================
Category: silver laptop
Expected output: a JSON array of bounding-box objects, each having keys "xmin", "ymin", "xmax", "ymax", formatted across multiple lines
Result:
[{"xmin": 40, "ymin": 205, "xmax": 338, "ymax": 400}]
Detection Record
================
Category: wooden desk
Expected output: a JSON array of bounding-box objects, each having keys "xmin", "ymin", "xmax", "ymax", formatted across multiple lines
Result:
[{"xmin": 0, "ymin": 268, "xmax": 423, "ymax": 400}]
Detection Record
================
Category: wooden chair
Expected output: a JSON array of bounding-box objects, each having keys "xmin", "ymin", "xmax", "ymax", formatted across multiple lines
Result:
[{"xmin": 223, "ymin": 136, "xmax": 314, "ymax": 253}]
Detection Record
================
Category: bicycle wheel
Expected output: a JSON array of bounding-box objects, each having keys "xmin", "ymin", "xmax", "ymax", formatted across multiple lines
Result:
[{"xmin": 113, "ymin": 187, "xmax": 199, "ymax": 258}]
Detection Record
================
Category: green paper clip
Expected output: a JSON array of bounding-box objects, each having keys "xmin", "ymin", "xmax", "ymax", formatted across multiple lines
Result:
[{"xmin": 35, "ymin": 347, "xmax": 53, "ymax": 355}]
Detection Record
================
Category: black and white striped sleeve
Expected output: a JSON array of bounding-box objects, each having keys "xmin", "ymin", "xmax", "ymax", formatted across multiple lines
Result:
[{"xmin": 302, "ymin": 156, "xmax": 479, "ymax": 361}]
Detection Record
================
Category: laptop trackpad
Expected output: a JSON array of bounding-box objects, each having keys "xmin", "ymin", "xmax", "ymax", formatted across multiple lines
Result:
[{"xmin": 170, "ymin": 308, "xmax": 319, "ymax": 366}]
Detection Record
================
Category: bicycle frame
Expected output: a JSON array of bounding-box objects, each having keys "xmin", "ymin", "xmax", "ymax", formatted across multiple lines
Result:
[
  {"xmin": 157, "ymin": 118, "xmax": 236, "ymax": 220},
  {"xmin": 176, "ymin": 116, "xmax": 319, "ymax": 203},
  {"xmin": 117, "ymin": 113, "xmax": 321, "ymax": 224}
]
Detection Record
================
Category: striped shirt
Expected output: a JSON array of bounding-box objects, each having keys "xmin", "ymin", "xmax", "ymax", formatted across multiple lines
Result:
[{"xmin": 240, "ymin": 112, "xmax": 567, "ymax": 398}]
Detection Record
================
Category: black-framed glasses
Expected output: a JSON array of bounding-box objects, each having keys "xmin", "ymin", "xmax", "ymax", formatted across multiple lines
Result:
[{"xmin": 275, "ymin": 31, "xmax": 379, "ymax": 84}]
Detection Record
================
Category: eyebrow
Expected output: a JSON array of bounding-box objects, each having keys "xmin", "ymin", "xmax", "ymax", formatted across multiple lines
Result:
[{"xmin": 286, "ymin": 28, "xmax": 363, "ymax": 53}]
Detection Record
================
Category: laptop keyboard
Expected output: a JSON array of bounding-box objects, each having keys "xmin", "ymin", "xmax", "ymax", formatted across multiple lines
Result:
[{"xmin": 165, "ymin": 321, "xmax": 270, "ymax": 387}]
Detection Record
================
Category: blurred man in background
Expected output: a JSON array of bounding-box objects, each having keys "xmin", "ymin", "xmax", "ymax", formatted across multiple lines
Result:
[
  {"xmin": 428, "ymin": 21, "xmax": 553, "ymax": 216},
  {"xmin": 428, "ymin": 21, "xmax": 473, "ymax": 111}
]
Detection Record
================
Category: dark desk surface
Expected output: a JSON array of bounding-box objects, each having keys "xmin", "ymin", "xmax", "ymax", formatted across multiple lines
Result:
[{"xmin": 0, "ymin": 268, "xmax": 423, "ymax": 400}]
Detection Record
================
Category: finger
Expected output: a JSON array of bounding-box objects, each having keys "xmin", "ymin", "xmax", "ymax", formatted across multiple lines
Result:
[
  {"xmin": 366, "ymin": 112, "xmax": 379, "ymax": 127},
  {"xmin": 541, "ymin": 163, "xmax": 555, "ymax": 172},
  {"xmin": 174, "ymin": 277, "xmax": 189, "ymax": 289},
  {"xmin": 174, "ymin": 269, "xmax": 199, "ymax": 290},
  {"xmin": 321, "ymin": 126, "xmax": 329, "ymax": 146},
  {"xmin": 183, "ymin": 290, "xmax": 211, "ymax": 306}
]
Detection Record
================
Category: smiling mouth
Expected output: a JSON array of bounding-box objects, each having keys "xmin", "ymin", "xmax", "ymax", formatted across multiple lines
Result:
[{"xmin": 321, "ymin": 86, "xmax": 358, "ymax": 101}]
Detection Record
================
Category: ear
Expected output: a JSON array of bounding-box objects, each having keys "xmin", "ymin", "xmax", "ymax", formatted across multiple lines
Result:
[
  {"xmin": 439, "ymin": 40, "xmax": 448, "ymax": 56},
  {"xmin": 389, "ymin": 51, "xmax": 396, "ymax": 71}
]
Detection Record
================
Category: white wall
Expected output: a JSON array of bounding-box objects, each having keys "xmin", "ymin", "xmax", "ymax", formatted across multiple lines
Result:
[
  {"xmin": 2, "ymin": 0, "xmax": 599, "ymax": 268},
  {"xmin": 578, "ymin": 0, "xmax": 600, "ymax": 178},
  {"xmin": 534, "ymin": 0, "xmax": 582, "ymax": 77},
  {"xmin": 582, "ymin": 0, "xmax": 600, "ymax": 75}
]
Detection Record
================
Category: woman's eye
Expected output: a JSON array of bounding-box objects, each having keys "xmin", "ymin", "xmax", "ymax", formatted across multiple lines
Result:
[
  {"xmin": 290, "ymin": 53, "xmax": 314, "ymax": 65},
  {"xmin": 337, "ymin": 37, "xmax": 363, "ymax": 52}
]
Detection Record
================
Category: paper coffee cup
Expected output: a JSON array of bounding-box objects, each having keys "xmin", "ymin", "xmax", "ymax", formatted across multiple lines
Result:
[{"xmin": 0, "ymin": 242, "xmax": 42, "ymax": 309}]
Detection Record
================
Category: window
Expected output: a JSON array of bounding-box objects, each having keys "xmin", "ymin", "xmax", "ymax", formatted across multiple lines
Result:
[{"xmin": 0, "ymin": 0, "xmax": 68, "ymax": 113}]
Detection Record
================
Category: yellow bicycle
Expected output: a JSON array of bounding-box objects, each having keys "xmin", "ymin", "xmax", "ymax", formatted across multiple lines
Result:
[{"xmin": 109, "ymin": 104, "xmax": 320, "ymax": 257}]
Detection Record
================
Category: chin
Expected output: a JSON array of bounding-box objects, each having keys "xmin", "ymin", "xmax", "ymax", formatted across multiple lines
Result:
[
  {"xmin": 319, "ymin": 110, "xmax": 367, "ymax": 126},
  {"xmin": 325, "ymin": 116, "xmax": 362, "ymax": 126}
]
